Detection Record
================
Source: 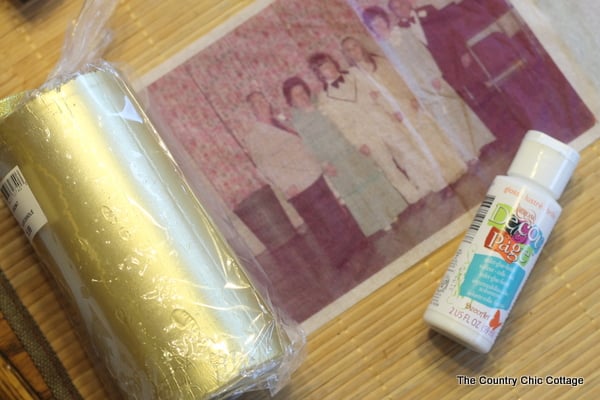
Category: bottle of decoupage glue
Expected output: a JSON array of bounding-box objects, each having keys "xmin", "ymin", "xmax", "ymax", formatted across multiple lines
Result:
[{"xmin": 423, "ymin": 130, "xmax": 580, "ymax": 353}]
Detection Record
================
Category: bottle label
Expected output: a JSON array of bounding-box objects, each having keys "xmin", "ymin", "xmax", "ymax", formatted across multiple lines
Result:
[
  {"xmin": 428, "ymin": 177, "xmax": 561, "ymax": 342},
  {"xmin": 1, "ymin": 166, "xmax": 48, "ymax": 241}
]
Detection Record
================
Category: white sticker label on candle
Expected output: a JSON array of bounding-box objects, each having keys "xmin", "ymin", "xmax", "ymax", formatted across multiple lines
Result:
[{"xmin": 1, "ymin": 166, "xmax": 48, "ymax": 240}]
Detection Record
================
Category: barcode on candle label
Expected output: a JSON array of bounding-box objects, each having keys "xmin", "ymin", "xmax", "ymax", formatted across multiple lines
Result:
[{"xmin": 0, "ymin": 166, "xmax": 48, "ymax": 240}]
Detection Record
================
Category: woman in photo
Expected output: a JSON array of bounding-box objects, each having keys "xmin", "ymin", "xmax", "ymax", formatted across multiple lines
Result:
[
  {"xmin": 282, "ymin": 76, "xmax": 409, "ymax": 237},
  {"xmin": 307, "ymin": 51, "xmax": 435, "ymax": 203},
  {"xmin": 243, "ymin": 91, "xmax": 365, "ymax": 268},
  {"xmin": 380, "ymin": 0, "xmax": 496, "ymax": 164},
  {"xmin": 339, "ymin": 35, "xmax": 467, "ymax": 189}
]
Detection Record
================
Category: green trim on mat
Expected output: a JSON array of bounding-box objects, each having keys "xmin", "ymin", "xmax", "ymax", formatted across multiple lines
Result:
[{"xmin": 0, "ymin": 269, "xmax": 83, "ymax": 400}]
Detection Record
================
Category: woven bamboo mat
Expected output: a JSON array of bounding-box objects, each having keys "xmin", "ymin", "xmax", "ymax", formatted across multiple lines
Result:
[{"xmin": 1, "ymin": 1, "xmax": 600, "ymax": 399}]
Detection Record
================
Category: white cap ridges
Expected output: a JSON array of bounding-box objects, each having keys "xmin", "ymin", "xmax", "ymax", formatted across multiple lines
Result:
[{"xmin": 507, "ymin": 130, "xmax": 580, "ymax": 200}]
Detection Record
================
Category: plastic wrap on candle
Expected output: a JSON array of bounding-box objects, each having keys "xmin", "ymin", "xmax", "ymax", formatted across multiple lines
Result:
[{"xmin": 0, "ymin": 64, "xmax": 300, "ymax": 399}]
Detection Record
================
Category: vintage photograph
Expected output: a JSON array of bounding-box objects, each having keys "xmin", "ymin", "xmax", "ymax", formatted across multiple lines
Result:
[{"xmin": 146, "ymin": 0, "xmax": 596, "ymax": 328}]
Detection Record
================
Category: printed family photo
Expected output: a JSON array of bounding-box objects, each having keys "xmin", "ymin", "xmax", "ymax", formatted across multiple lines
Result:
[{"xmin": 145, "ymin": 0, "xmax": 596, "ymax": 330}]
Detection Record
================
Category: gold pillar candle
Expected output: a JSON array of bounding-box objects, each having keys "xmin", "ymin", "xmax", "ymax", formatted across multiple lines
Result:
[{"xmin": 0, "ymin": 65, "xmax": 293, "ymax": 399}]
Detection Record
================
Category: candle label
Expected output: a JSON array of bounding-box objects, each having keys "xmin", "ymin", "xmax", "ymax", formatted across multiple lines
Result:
[{"xmin": 1, "ymin": 166, "xmax": 48, "ymax": 240}]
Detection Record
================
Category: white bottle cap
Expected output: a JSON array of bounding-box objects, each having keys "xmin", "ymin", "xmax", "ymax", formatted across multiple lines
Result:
[{"xmin": 507, "ymin": 130, "xmax": 580, "ymax": 200}]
